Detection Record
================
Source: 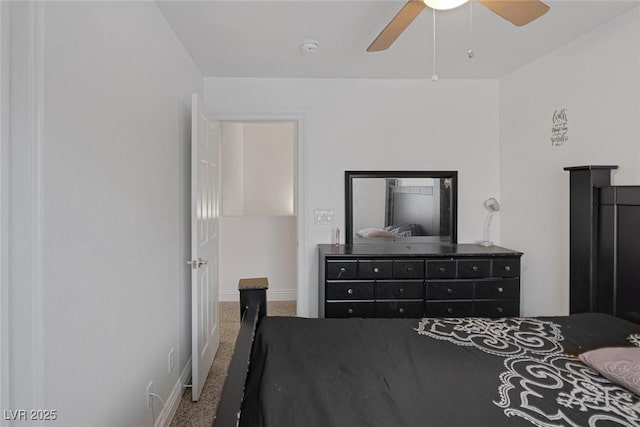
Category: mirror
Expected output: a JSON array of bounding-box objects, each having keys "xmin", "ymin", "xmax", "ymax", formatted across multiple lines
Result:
[{"xmin": 345, "ymin": 171, "xmax": 457, "ymax": 245}]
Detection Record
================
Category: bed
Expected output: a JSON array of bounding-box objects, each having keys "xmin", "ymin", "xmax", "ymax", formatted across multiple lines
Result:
[
  {"xmin": 213, "ymin": 166, "xmax": 640, "ymax": 427},
  {"xmin": 239, "ymin": 313, "xmax": 639, "ymax": 427}
]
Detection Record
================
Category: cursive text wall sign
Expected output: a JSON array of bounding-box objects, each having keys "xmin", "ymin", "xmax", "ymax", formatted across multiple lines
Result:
[{"xmin": 551, "ymin": 108, "xmax": 568, "ymax": 146}]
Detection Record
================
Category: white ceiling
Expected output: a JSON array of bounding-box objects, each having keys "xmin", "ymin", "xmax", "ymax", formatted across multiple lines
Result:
[{"xmin": 156, "ymin": 0, "xmax": 639, "ymax": 79}]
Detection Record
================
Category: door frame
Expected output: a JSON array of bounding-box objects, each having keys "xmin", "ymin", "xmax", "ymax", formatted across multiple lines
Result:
[{"xmin": 214, "ymin": 112, "xmax": 306, "ymax": 317}]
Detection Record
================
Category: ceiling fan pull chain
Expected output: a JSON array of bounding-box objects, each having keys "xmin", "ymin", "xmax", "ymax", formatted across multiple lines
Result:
[
  {"xmin": 431, "ymin": 9, "xmax": 438, "ymax": 81},
  {"xmin": 468, "ymin": 1, "xmax": 475, "ymax": 59}
]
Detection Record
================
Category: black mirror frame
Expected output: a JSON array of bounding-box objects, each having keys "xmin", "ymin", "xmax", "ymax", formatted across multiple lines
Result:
[{"xmin": 345, "ymin": 170, "xmax": 458, "ymax": 245}]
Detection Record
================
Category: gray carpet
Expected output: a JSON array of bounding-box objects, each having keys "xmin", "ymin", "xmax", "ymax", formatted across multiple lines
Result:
[{"xmin": 170, "ymin": 301, "xmax": 297, "ymax": 427}]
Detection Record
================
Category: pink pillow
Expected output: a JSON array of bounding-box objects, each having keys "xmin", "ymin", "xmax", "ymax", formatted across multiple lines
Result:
[{"xmin": 579, "ymin": 347, "xmax": 640, "ymax": 396}]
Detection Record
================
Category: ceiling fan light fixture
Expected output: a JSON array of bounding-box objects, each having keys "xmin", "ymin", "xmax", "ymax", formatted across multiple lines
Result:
[{"xmin": 423, "ymin": 0, "xmax": 469, "ymax": 11}]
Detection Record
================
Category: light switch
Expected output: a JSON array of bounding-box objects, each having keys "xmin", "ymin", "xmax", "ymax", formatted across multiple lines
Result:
[{"xmin": 314, "ymin": 209, "xmax": 334, "ymax": 224}]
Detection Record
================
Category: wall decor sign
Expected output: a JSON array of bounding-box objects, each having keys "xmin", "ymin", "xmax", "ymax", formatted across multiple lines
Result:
[{"xmin": 551, "ymin": 108, "xmax": 568, "ymax": 146}]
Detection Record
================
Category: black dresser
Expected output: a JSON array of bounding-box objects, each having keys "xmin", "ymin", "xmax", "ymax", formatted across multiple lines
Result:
[{"xmin": 318, "ymin": 243, "xmax": 523, "ymax": 319}]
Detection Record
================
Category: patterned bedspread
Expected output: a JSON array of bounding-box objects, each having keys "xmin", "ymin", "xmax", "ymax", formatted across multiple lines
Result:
[{"xmin": 239, "ymin": 313, "xmax": 640, "ymax": 427}]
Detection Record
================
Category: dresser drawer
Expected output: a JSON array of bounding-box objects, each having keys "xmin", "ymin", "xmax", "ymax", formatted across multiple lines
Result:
[
  {"xmin": 375, "ymin": 281, "xmax": 424, "ymax": 300},
  {"xmin": 458, "ymin": 260, "xmax": 490, "ymax": 278},
  {"xmin": 474, "ymin": 300, "xmax": 519, "ymax": 318},
  {"xmin": 426, "ymin": 261, "xmax": 456, "ymax": 279},
  {"xmin": 375, "ymin": 301, "xmax": 424, "ymax": 318},
  {"xmin": 319, "ymin": 244, "xmax": 523, "ymax": 319},
  {"xmin": 326, "ymin": 281, "xmax": 374, "ymax": 300},
  {"xmin": 427, "ymin": 280, "xmax": 473, "ymax": 300},
  {"xmin": 358, "ymin": 260, "xmax": 393, "ymax": 279},
  {"xmin": 326, "ymin": 260, "xmax": 357, "ymax": 280},
  {"xmin": 426, "ymin": 301, "xmax": 473, "ymax": 317},
  {"xmin": 492, "ymin": 258, "xmax": 520, "ymax": 278},
  {"xmin": 393, "ymin": 260, "xmax": 425, "ymax": 279},
  {"xmin": 326, "ymin": 302, "xmax": 375, "ymax": 318},
  {"xmin": 475, "ymin": 279, "xmax": 519, "ymax": 300}
]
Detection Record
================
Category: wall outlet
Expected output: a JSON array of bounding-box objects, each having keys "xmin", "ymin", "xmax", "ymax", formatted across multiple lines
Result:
[
  {"xmin": 146, "ymin": 380, "xmax": 153, "ymax": 409},
  {"xmin": 168, "ymin": 347, "xmax": 175, "ymax": 375}
]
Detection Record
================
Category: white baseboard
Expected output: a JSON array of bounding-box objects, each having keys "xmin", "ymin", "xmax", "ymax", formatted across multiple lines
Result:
[
  {"xmin": 156, "ymin": 358, "xmax": 192, "ymax": 427},
  {"xmin": 219, "ymin": 288, "xmax": 297, "ymax": 302}
]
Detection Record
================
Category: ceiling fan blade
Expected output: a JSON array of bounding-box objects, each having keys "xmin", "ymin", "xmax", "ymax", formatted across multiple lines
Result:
[
  {"xmin": 477, "ymin": 0, "xmax": 550, "ymax": 27},
  {"xmin": 367, "ymin": 0, "xmax": 426, "ymax": 52}
]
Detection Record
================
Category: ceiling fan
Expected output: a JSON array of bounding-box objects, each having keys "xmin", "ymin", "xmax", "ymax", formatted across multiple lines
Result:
[{"xmin": 367, "ymin": 0, "xmax": 550, "ymax": 52}]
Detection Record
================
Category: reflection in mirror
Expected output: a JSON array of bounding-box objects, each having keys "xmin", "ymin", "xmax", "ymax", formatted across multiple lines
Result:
[{"xmin": 346, "ymin": 171, "xmax": 457, "ymax": 245}]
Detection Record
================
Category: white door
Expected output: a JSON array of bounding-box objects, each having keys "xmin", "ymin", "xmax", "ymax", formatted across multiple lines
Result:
[{"xmin": 190, "ymin": 94, "xmax": 220, "ymax": 401}]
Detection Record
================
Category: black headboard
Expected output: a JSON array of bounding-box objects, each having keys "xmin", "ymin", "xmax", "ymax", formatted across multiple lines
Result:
[{"xmin": 565, "ymin": 165, "xmax": 640, "ymax": 324}]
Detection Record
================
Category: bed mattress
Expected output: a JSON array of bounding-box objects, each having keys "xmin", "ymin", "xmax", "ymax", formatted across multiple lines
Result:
[{"xmin": 240, "ymin": 313, "xmax": 640, "ymax": 427}]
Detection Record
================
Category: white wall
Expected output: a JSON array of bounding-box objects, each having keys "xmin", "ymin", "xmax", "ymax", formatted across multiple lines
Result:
[
  {"xmin": 243, "ymin": 123, "xmax": 296, "ymax": 215},
  {"xmin": 219, "ymin": 216, "xmax": 297, "ymax": 301},
  {"xmin": 499, "ymin": 8, "xmax": 640, "ymax": 316},
  {"xmin": 205, "ymin": 78, "xmax": 501, "ymax": 316},
  {"xmin": 221, "ymin": 122, "xmax": 295, "ymax": 216},
  {"xmin": 0, "ymin": 2, "xmax": 9, "ymax": 420},
  {"xmin": 221, "ymin": 122, "xmax": 245, "ymax": 216},
  {"xmin": 7, "ymin": 2, "xmax": 202, "ymax": 426},
  {"xmin": 219, "ymin": 122, "xmax": 297, "ymax": 301}
]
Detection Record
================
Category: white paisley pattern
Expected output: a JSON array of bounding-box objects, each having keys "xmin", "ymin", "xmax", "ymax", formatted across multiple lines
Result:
[
  {"xmin": 415, "ymin": 317, "xmax": 564, "ymax": 356},
  {"xmin": 496, "ymin": 355, "xmax": 640, "ymax": 426},
  {"xmin": 415, "ymin": 317, "xmax": 640, "ymax": 427},
  {"xmin": 600, "ymin": 360, "xmax": 640, "ymax": 395}
]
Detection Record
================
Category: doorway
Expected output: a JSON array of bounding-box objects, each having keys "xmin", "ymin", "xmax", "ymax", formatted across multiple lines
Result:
[{"xmin": 218, "ymin": 120, "xmax": 300, "ymax": 310}]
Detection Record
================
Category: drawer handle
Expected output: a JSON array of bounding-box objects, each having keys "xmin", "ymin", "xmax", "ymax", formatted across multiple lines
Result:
[
  {"xmin": 399, "ymin": 288, "xmax": 404, "ymax": 293},
  {"xmin": 504, "ymin": 266, "xmax": 511, "ymax": 272},
  {"xmin": 373, "ymin": 267, "xmax": 379, "ymax": 273},
  {"xmin": 497, "ymin": 307, "xmax": 504, "ymax": 313},
  {"xmin": 407, "ymin": 267, "xmax": 413, "ymax": 272},
  {"xmin": 497, "ymin": 287, "xmax": 504, "ymax": 293},
  {"xmin": 399, "ymin": 308, "xmax": 405, "ymax": 314},
  {"xmin": 340, "ymin": 267, "xmax": 346, "ymax": 272},
  {"xmin": 347, "ymin": 308, "xmax": 354, "ymax": 314},
  {"xmin": 447, "ymin": 307, "xmax": 453, "ymax": 314},
  {"xmin": 439, "ymin": 267, "xmax": 445, "ymax": 273},
  {"xmin": 347, "ymin": 288, "xmax": 354, "ymax": 295},
  {"xmin": 446, "ymin": 288, "xmax": 453, "ymax": 294},
  {"xmin": 472, "ymin": 265, "xmax": 479, "ymax": 272}
]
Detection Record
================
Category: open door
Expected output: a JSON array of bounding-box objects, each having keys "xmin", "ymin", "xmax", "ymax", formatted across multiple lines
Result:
[{"xmin": 190, "ymin": 94, "xmax": 220, "ymax": 401}]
